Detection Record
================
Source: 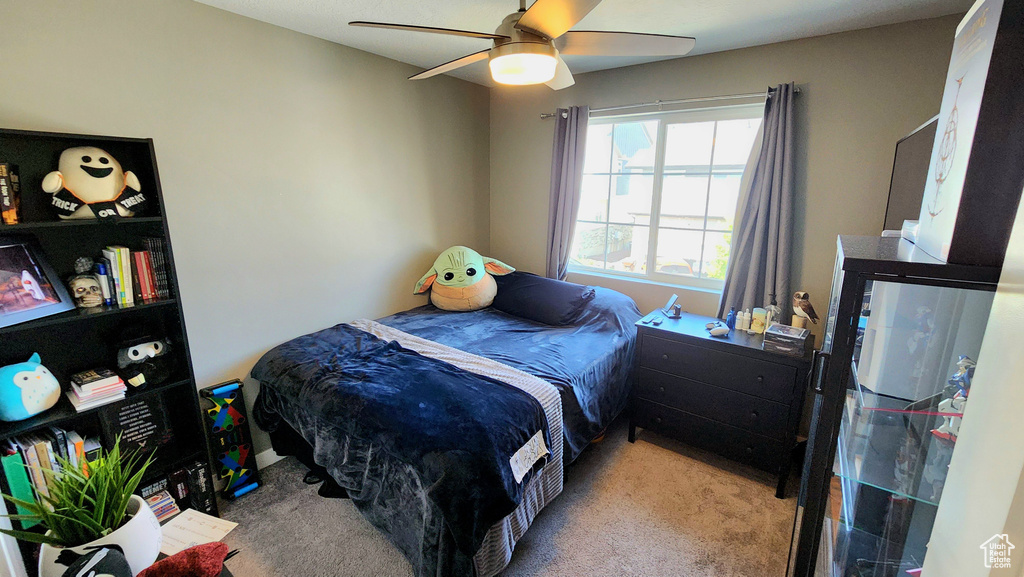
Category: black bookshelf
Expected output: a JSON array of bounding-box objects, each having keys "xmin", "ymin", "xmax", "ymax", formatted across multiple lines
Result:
[{"xmin": 0, "ymin": 128, "xmax": 218, "ymax": 569}]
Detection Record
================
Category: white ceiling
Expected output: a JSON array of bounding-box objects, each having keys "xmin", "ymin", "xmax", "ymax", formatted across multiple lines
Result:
[{"xmin": 195, "ymin": 0, "xmax": 970, "ymax": 86}]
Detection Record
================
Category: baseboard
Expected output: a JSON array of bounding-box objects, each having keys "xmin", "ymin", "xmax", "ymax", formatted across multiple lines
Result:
[{"xmin": 256, "ymin": 448, "xmax": 285, "ymax": 470}]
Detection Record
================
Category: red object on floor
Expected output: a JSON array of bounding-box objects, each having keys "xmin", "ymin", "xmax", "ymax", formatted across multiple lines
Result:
[{"xmin": 138, "ymin": 542, "xmax": 229, "ymax": 577}]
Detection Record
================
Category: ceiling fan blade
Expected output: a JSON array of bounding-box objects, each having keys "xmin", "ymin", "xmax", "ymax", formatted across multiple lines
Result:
[
  {"xmin": 408, "ymin": 49, "xmax": 492, "ymax": 80},
  {"xmin": 350, "ymin": 21, "xmax": 509, "ymax": 41},
  {"xmin": 546, "ymin": 56, "xmax": 575, "ymax": 90},
  {"xmin": 515, "ymin": 0, "xmax": 603, "ymax": 40},
  {"xmin": 554, "ymin": 31, "xmax": 695, "ymax": 56}
]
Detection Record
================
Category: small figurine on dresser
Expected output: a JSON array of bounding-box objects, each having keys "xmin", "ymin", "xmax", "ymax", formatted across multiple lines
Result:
[
  {"xmin": 116, "ymin": 327, "xmax": 172, "ymax": 388},
  {"xmin": 792, "ymin": 291, "xmax": 819, "ymax": 328},
  {"xmin": 67, "ymin": 257, "xmax": 103, "ymax": 308},
  {"xmin": 41, "ymin": 147, "xmax": 147, "ymax": 220}
]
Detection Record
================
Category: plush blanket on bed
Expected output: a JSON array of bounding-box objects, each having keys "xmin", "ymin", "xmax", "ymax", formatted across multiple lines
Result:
[
  {"xmin": 251, "ymin": 321, "xmax": 553, "ymax": 556},
  {"xmin": 379, "ymin": 285, "xmax": 641, "ymax": 462}
]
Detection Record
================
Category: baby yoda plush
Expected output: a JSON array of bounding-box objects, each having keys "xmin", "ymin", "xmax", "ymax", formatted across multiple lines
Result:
[
  {"xmin": 42, "ymin": 146, "xmax": 147, "ymax": 220},
  {"xmin": 415, "ymin": 246, "xmax": 515, "ymax": 311},
  {"xmin": 0, "ymin": 353, "xmax": 60, "ymax": 422}
]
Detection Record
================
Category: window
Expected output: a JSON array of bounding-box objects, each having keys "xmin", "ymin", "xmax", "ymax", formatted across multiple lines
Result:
[{"xmin": 569, "ymin": 105, "xmax": 763, "ymax": 290}]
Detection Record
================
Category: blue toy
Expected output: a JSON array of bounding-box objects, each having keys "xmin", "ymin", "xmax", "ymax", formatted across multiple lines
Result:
[{"xmin": 0, "ymin": 353, "xmax": 60, "ymax": 422}]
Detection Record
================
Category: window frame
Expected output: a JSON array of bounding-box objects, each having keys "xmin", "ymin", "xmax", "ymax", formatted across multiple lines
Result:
[{"xmin": 569, "ymin": 103, "xmax": 765, "ymax": 292}]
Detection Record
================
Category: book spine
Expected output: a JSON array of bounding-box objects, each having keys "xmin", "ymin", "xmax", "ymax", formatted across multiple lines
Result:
[
  {"xmin": 67, "ymin": 432, "xmax": 85, "ymax": 472},
  {"xmin": 186, "ymin": 460, "xmax": 216, "ymax": 514},
  {"xmin": 0, "ymin": 452, "xmax": 38, "ymax": 528},
  {"xmin": 47, "ymin": 427, "xmax": 69, "ymax": 464},
  {"xmin": 122, "ymin": 247, "xmax": 134, "ymax": 306},
  {"xmin": 103, "ymin": 249, "xmax": 122, "ymax": 306},
  {"xmin": 141, "ymin": 251, "xmax": 158, "ymax": 301},
  {"xmin": 167, "ymin": 467, "xmax": 190, "ymax": 505},
  {"xmin": 130, "ymin": 252, "xmax": 144, "ymax": 303},
  {"xmin": 28, "ymin": 438, "xmax": 53, "ymax": 497},
  {"xmin": 0, "ymin": 163, "xmax": 17, "ymax": 225},
  {"xmin": 145, "ymin": 238, "xmax": 170, "ymax": 299},
  {"xmin": 94, "ymin": 261, "xmax": 114, "ymax": 306},
  {"xmin": 17, "ymin": 440, "xmax": 47, "ymax": 500}
]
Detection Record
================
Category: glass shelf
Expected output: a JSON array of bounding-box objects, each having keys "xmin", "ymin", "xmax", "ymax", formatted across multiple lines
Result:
[{"xmin": 834, "ymin": 388, "xmax": 953, "ymax": 507}]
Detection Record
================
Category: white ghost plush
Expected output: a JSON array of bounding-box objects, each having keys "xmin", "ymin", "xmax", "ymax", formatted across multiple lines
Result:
[{"xmin": 41, "ymin": 146, "xmax": 145, "ymax": 219}]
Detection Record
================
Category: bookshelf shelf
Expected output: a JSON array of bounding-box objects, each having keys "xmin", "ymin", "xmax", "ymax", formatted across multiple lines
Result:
[
  {"xmin": 0, "ymin": 378, "xmax": 189, "ymax": 440},
  {"xmin": 1, "ymin": 216, "xmax": 165, "ymax": 232},
  {"xmin": 0, "ymin": 299, "xmax": 177, "ymax": 335},
  {"xmin": 0, "ymin": 127, "xmax": 219, "ymax": 565}
]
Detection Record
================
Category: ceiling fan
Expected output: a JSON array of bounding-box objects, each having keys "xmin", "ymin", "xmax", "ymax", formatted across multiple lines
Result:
[{"xmin": 350, "ymin": 0, "xmax": 695, "ymax": 90}]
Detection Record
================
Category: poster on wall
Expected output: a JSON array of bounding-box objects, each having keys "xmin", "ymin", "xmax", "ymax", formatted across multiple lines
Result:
[{"xmin": 916, "ymin": 0, "xmax": 1002, "ymax": 261}]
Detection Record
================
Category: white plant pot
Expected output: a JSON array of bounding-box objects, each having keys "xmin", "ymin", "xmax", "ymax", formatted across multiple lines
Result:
[{"xmin": 38, "ymin": 494, "xmax": 161, "ymax": 577}]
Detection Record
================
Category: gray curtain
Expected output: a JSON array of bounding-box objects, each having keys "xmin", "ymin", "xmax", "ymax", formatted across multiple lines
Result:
[
  {"xmin": 546, "ymin": 106, "xmax": 590, "ymax": 280},
  {"xmin": 718, "ymin": 83, "xmax": 796, "ymax": 319}
]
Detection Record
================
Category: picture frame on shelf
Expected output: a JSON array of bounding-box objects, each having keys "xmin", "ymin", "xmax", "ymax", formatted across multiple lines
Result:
[{"xmin": 0, "ymin": 235, "xmax": 74, "ymax": 328}]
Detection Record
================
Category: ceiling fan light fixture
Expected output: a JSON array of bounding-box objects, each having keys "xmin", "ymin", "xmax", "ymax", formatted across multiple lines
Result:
[{"xmin": 488, "ymin": 42, "xmax": 557, "ymax": 85}]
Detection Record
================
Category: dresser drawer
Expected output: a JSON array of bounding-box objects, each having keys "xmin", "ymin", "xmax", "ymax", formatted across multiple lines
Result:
[
  {"xmin": 636, "ymin": 368, "xmax": 791, "ymax": 440},
  {"xmin": 640, "ymin": 335, "xmax": 797, "ymax": 402},
  {"xmin": 632, "ymin": 399, "xmax": 784, "ymax": 473}
]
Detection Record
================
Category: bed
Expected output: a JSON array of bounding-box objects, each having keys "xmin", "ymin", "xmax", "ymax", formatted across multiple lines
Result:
[{"xmin": 250, "ymin": 273, "xmax": 640, "ymax": 577}]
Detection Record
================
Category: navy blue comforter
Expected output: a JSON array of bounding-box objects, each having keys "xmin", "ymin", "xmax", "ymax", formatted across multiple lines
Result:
[
  {"xmin": 379, "ymin": 286, "xmax": 641, "ymax": 463},
  {"xmin": 251, "ymin": 324, "xmax": 549, "ymax": 556}
]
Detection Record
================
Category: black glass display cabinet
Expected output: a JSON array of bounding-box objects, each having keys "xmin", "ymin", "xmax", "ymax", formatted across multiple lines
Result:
[{"xmin": 786, "ymin": 236, "xmax": 1000, "ymax": 577}]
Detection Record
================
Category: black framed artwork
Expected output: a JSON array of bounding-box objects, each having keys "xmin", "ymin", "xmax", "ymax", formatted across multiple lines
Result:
[{"xmin": 0, "ymin": 235, "xmax": 74, "ymax": 328}]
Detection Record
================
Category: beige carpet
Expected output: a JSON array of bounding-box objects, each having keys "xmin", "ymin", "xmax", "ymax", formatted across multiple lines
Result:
[{"xmin": 221, "ymin": 418, "xmax": 796, "ymax": 576}]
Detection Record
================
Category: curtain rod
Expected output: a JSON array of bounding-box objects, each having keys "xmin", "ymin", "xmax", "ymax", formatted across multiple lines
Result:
[{"xmin": 539, "ymin": 87, "xmax": 801, "ymax": 119}]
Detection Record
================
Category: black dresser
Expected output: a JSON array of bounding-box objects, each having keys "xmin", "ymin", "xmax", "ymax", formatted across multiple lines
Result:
[{"xmin": 629, "ymin": 311, "xmax": 813, "ymax": 498}]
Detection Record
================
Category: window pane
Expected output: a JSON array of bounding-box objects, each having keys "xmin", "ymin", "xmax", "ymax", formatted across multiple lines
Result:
[
  {"xmin": 612, "ymin": 121, "xmax": 657, "ymax": 174},
  {"xmin": 605, "ymin": 225, "xmax": 648, "ymax": 274},
  {"xmin": 707, "ymin": 174, "xmax": 742, "ymax": 231},
  {"xmin": 609, "ymin": 175, "xmax": 654, "ymax": 224},
  {"xmin": 664, "ymin": 121, "xmax": 715, "ymax": 169},
  {"xmin": 712, "ymin": 118, "xmax": 762, "ymax": 167},
  {"xmin": 660, "ymin": 175, "xmax": 708, "ymax": 229},
  {"xmin": 655, "ymin": 228, "xmax": 703, "ymax": 278},
  {"xmin": 570, "ymin": 222, "xmax": 607, "ymax": 269},
  {"xmin": 701, "ymin": 232, "xmax": 733, "ymax": 280},
  {"xmin": 579, "ymin": 175, "xmax": 610, "ymax": 222},
  {"xmin": 584, "ymin": 124, "xmax": 613, "ymax": 173}
]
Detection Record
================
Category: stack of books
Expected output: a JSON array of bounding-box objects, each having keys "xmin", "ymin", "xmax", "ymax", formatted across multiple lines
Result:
[
  {"xmin": 67, "ymin": 368, "xmax": 127, "ymax": 412},
  {"xmin": 144, "ymin": 489, "xmax": 181, "ymax": 522}
]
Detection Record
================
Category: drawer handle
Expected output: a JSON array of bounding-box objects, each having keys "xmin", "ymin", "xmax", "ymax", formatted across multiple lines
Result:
[
  {"xmin": 756, "ymin": 375, "xmax": 764, "ymax": 384},
  {"xmin": 661, "ymin": 354, "xmax": 669, "ymax": 361},
  {"xmin": 749, "ymin": 411, "xmax": 759, "ymax": 421},
  {"xmin": 655, "ymin": 417, "xmax": 662, "ymax": 424},
  {"xmin": 745, "ymin": 446, "xmax": 754, "ymax": 454},
  {"xmin": 658, "ymin": 386, "xmax": 665, "ymax": 393}
]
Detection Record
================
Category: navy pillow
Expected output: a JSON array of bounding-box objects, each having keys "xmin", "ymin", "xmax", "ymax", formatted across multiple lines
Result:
[{"xmin": 492, "ymin": 272, "xmax": 595, "ymax": 326}]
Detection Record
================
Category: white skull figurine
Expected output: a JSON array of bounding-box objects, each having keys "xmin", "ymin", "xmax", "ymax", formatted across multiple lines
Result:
[{"xmin": 69, "ymin": 276, "xmax": 103, "ymax": 308}]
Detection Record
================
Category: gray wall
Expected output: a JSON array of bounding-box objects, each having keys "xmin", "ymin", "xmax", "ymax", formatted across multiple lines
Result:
[
  {"xmin": 489, "ymin": 15, "xmax": 961, "ymax": 341},
  {"xmin": 0, "ymin": 0, "xmax": 490, "ymax": 455}
]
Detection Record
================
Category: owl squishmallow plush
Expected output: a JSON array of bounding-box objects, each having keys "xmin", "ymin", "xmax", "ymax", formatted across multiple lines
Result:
[
  {"xmin": 414, "ymin": 246, "xmax": 514, "ymax": 312},
  {"xmin": 0, "ymin": 353, "xmax": 60, "ymax": 422},
  {"xmin": 41, "ymin": 146, "xmax": 147, "ymax": 220}
]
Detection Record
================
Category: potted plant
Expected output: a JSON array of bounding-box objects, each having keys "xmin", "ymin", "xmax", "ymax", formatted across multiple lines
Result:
[{"xmin": 1, "ymin": 438, "xmax": 162, "ymax": 577}]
